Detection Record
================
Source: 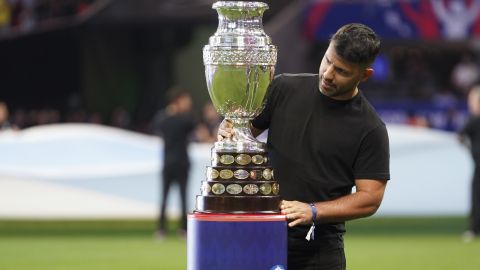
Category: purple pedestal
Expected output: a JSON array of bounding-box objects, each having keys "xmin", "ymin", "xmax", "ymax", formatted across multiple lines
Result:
[{"xmin": 187, "ymin": 213, "xmax": 287, "ymax": 270}]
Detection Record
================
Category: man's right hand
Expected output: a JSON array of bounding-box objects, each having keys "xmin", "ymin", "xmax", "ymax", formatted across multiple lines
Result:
[{"xmin": 217, "ymin": 119, "xmax": 235, "ymax": 141}]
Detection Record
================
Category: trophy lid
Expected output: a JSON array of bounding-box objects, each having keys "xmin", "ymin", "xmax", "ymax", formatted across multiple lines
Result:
[
  {"xmin": 209, "ymin": 1, "xmax": 272, "ymax": 47},
  {"xmin": 212, "ymin": 1, "xmax": 268, "ymax": 10}
]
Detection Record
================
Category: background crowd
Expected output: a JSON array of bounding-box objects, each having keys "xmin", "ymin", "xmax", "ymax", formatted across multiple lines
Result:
[
  {"xmin": 1, "ymin": 0, "xmax": 480, "ymax": 135},
  {"xmin": 1, "ymin": 44, "xmax": 477, "ymax": 135},
  {"xmin": 0, "ymin": 0, "xmax": 97, "ymax": 35}
]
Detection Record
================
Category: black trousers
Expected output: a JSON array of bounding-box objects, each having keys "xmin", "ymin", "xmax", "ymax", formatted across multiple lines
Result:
[
  {"xmin": 470, "ymin": 165, "xmax": 480, "ymax": 234},
  {"xmin": 158, "ymin": 165, "xmax": 189, "ymax": 231},
  {"xmin": 288, "ymin": 246, "xmax": 346, "ymax": 270}
]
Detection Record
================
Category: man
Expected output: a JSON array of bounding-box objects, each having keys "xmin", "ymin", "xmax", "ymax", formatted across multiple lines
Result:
[
  {"xmin": 153, "ymin": 88, "xmax": 196, "ymax": 239},
  {"xmin": 458, "ymin": 85, "xmax": 480, "ymax": 242},
  {"xmin": 218, "ymin": 23, "xmax": 390, "ymax": 269}
]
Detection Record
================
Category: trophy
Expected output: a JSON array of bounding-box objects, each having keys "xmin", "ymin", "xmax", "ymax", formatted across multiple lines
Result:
[
  {"xmin": 195, "ymin": 1, "xmax": 280, "ymax": 213},
  {"xmin": 188, "ymin": 4, "xmax": 287, "ymax": 268}
]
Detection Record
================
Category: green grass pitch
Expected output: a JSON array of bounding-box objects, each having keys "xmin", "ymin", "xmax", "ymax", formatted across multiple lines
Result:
[{"xmin": 0, "ymin": 217, "xmax": 479, "ymax": 270}]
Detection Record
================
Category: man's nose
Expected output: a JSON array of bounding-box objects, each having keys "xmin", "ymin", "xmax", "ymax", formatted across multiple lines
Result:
[{"xmin": 323, "ymin": 65, "xmax": 334, "ymax": 81}]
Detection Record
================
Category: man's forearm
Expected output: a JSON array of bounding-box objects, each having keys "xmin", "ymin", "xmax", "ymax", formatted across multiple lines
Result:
[
  {"xmin": 280, "ymin": 179, "xmax": 387, "ymax": 227},
  {"xmin": 314, "ymin": 190, "xmax": 383, "ymax": 223}
]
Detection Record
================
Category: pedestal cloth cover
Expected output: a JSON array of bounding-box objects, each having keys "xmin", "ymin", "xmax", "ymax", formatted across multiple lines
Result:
[{"xmin": 187, "ymin": 213, "xmax": 287, "ymax": 270}]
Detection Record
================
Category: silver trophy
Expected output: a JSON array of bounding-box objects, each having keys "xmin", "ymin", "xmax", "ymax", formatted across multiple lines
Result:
[
  {"xmin": 203, "ymin": 1, "xmax": 277, "ymax": 153},
  {"xmin": 195, "ymin": 1, "xmax": 280, "ymax": 213}
]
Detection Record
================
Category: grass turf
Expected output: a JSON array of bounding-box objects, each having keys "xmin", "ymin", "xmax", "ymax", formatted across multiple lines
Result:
[
  {"xmin": 0, "ymin": 217, "xmax": 478, "ymax": 270},
  {"xmin": 345, "ymin": 217, "xmax": 480, "ymax": 270}
]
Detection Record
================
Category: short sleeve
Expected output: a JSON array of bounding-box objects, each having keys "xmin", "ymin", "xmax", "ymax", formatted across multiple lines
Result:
[
  {"xmin": 252, "ymin": 74, "xmax": 282, "ymax": 130},
  {"xmin": 353, "ymin": 124, "xmax": 390, "ymax": 180}
]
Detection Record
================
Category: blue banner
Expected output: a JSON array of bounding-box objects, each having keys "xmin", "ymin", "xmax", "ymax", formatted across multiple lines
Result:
[{"xmin": 304, "ymin": 0, "xmax": 480, "ymax": 41}]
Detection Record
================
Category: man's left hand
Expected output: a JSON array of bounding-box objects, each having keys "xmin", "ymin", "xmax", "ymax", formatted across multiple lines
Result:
[{"xmin": 280, "ymin": 200, "xmax": 314, "ymax": 227}]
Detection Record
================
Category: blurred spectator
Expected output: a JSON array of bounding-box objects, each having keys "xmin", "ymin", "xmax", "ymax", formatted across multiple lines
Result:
[
  {"xmin": 87, "ymin": 112, "xmax": 103, "ymax": 124},
  {"xmin": 110, "ymin": 107, "xmax": 131, "ymax": 129},
  {"xmin": 152, "ymin": 87, "xmax": 196, "ymax": 239},
  {"xmin": 405, "ymin": 110, "xmax": 430, "ymax": 127},
  {"xmin": 34, "ymin": 108, "xmax": 59, "ymax": 125},
  {"xmin": 433, "ymin": 87, "xmax": 458, "ymax": 108},
  {"xmin": 451, "ymin": 54, "xmax": 480, "ymax": 96},
  {"xmin": 0, "ymin": 0, "xmax": 98, "ymax": 36},
  {"xmin": 443, "ymin": 106, "xmax": 463, "ymax": 132},
  {"xmin": 9, "ymin": 0, "xmax": 35, "ymax": 32},
  {"xmin": 404, "ymin": 56, "xmax": 436, "ymax": 100},
  {"xmin": 0, "ymin": 0, "xmax": 10, "ymax": 34},
  {"xmin": 0, "ymin": 101, "xmax": 17, "ymax": 130},
  {"xmin": 76, "ymin": 0, "xmax": 92, "ymax": 15},
  {"xmin": 458, "ymin": 85, "xmax": 480, "ymax": 242},
  {"xmin": 65, "ymin": 109, "xmax": 87, "ymax": 123},
  {"xmin": 11, "ymin": 108, "xmax": 27, "ymax": 128},
  {"xmin": 195, "ymin": 102, "xmax": 221, "ymax": 143},
  {"xmin": 9, "ymin": 0, "xmax": 23, "ymax": 30}
]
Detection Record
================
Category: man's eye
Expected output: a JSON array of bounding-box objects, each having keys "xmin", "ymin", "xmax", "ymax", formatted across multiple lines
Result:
[{"xmin": 336, "ymin": 69, "xmax": 347, "ymax": 75}]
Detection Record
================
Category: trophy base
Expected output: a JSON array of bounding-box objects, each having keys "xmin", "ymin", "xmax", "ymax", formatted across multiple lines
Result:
[
  {"xmin": 196, "ymin": 195, "xmax": 281, "ymax": 214},
  {"xmin": 214, "ymin": 140, "xmax": 266, "ymax": 153}
]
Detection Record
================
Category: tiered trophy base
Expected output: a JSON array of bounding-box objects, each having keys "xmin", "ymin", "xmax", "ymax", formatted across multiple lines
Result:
[
  {"xmin": 196, "ymin": 195, "xmax": 281, "ymax": 213},
  {"xmin": 194, "ymin": 143, "xmax": 281, "ymax": 214}
]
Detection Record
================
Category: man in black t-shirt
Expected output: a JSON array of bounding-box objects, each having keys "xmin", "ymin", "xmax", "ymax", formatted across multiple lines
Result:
[
  {"xmin": 153, "ymin": 89, "xmax": 196, "ymax": 239},
  {"xmin": 219, "ymin": 23, "xmax": 390, "ymax": 270},
  {"xmin": 459, "ymin": 85, "xmax": 480, "ymax": 242}
]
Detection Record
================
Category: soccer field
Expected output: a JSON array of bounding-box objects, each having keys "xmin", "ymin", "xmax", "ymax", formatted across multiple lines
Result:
[
  {"xmin": 0, "ymin": 217, "xmax": 478, "ymax": 270},
  {"xmin": 345, "ymin": 217, "xmax": 480, "ymax": 270}
]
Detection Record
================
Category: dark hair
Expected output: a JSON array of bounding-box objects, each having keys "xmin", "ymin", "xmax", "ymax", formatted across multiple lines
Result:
[
  {"xmin": 330, "ymin": 23, "xmax": 381, "ymax": 67},
  {"xmin": 166, "ymin": 86, "xmax": 189, "ymax": 104}
]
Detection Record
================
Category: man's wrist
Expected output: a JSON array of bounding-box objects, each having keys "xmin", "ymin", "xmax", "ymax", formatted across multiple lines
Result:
[
  {"xmin": 306, "ymin": 203, "xmax": 317, "ymax": 241},
  {"xmin": 309, "ymin": 203, "xmax": 317, "ymax": 224}
]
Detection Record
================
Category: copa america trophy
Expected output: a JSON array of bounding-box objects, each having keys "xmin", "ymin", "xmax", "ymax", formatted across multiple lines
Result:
[
  {"xmin": 195, "ymin": 1, "xmax": 280, "ymax": 213},
  {"xmin": 188, "ymin": 3, "xmax": 287, "ymax": 268}
]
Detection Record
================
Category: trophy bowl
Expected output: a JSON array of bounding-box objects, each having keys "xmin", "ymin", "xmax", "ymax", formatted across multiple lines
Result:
[{"xmin": 203, "ymin": 1, "xmax": 277, "ymax": 153}]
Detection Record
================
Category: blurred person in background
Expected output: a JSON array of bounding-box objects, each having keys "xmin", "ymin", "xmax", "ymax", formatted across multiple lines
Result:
[
  {"xmin": 0, "ymin": 0, "xmax": 10, "ymax": 34},
  {"xmin": 451, "ymin": 53, "xmax": 480, "ymax": 96},
  {"xmin": 110, "ymin": 106, "xmax": 131, "ymax": 129},
  {"xmin": 153, "ymin": 87, "xmax": 196, "ymax": 239},
  {"xmin": 458, "ymin": 84, "xmax": 480, "ymax": 242},
  {"xmin": 0, "ymin": 101, "xmax": 17, "ymax": 130},
  {"xmin": 219, "ymin": 23, "xmax": 389, "ymax": 270},
  {"xmin": 405, "ymin": 110, "xmax": 430, "ymax": 128}
]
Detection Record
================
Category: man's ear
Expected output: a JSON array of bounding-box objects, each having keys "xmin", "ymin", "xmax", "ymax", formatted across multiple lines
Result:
[{"xmin": 361, "ymin": 68, "xmax": 374, "ymax": 82}]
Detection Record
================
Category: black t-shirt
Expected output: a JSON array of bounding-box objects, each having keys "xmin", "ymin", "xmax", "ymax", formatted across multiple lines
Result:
[
  {"xmin": 252, "ymin": 73, "xmax": 390, "ymax": 248},
  {"xmin": 459, "ymin": 116, "xmax": 480, "ymax": 163},
  {"xmin": 154, "ymin": 110, "xmax": 196, "ymax": 169}
]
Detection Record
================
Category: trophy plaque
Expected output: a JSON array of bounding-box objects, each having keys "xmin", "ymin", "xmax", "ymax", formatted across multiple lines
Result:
[{"xmin": 195, "ymin": 1, "xmax": 280, "ymax": 213}]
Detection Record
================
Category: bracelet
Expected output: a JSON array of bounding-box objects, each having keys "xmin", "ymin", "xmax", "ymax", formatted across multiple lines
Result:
[
  {"xmin": 310, "ymin": 203, "xmax": 317, "ymax": 225},
  {"xmin": 305, "ymin": 203, "xmax": 317, "ymax": 241}
]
